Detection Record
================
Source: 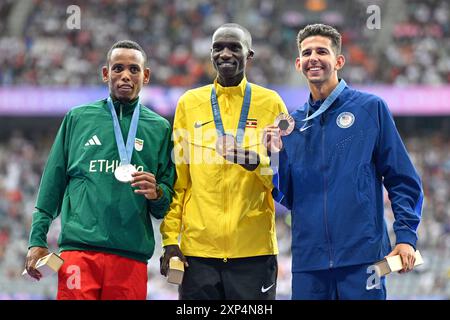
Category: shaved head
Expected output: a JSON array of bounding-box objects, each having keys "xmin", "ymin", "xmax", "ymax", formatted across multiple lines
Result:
[{"xmin": 212, "ymin": 23, "xmax": 252, "ymax": 50}]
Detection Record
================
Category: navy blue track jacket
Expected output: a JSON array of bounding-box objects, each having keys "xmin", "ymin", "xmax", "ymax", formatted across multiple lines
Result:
[{"xmin": 276, "ymin": 83, "xmax": 423, "ymax": 272}]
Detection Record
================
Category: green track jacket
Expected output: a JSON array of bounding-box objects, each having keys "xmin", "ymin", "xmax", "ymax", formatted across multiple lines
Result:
[{"xmin": 29, "ymin": 97, "xmax": 175, "ymax": 262}]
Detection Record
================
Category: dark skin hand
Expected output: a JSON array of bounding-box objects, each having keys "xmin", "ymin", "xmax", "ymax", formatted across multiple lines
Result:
[
  {"xmin": 160, "ymin": 245, "xmax": 189, "ymax": 277},
  {"xmin": 222, "ymin": 147, "xmax": 260, "ymax": 171},
  {"xmin": 25, "ymin": 246, "xmax": 49, "ymax": 280},
  {"xmin": 131, "ymin": 171, "xmax": 162, "ymax": 200}
]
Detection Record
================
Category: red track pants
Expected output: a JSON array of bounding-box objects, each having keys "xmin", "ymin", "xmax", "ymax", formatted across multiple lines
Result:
[{"xmin": 57, "ymin": 250, "xmax": 147, "ymax": 300}]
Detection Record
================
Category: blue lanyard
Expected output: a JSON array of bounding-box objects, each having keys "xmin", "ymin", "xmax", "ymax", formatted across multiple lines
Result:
[
  {"xmin": 211, "ymin": 83, "xmax": 251, "ymax": 146},
  {"xmin": 303, "ymin": 79, "xmax": 347, "ymax": 122},
  {"xmin": 107, "ymin": 96, "xmax": 140, "ymax": 165}
]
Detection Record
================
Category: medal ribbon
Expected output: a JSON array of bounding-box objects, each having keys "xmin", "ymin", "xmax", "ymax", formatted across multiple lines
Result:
[
  {"xmin": 211, "ymin": 83, "xmax": 251, "ymax": 146},
  {"xmin": 273, "ymin": 80, "xmax": 347, "ymax": 200},
  {"xmin": 302, "ymin": 79, "xmax": 347, "ymax": 122},
  {"xmin": 107, "ymin": 96, "xmax": 140, "ymax": 165}
]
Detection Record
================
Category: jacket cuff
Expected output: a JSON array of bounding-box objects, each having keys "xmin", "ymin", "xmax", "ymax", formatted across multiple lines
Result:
[
  {"xmin": 395, "ymin": 230, "xmax": 417, "ymax": 250},
  {"xmin": 162, "ymin": 238, "xmax": 179, "ymax": 247}
]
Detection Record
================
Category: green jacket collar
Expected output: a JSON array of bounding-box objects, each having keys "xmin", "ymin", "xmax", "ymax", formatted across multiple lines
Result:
[{"xmin": 110, "ymin": 96, "xmax": 140, "ymax": 116}]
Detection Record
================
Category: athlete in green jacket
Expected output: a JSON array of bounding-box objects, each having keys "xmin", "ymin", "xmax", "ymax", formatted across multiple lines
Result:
[{"xmin": 24, "ymin": 40, "xmax": 175, "ymax": 300}]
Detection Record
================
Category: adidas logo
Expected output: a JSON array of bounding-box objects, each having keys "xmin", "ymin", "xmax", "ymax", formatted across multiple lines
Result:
[{"xmin": 85, "ymin": 135, "xmax": 102, "ymax": 146}]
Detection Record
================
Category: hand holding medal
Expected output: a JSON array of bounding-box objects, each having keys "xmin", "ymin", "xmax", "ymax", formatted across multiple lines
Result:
[
  {"xmin": 263, "ymin": 113, "xmax": 295, "ymax": 153},
  {"xmin": 114, "ymin": 163, "xmax": 138, "ymax": 183},
  {"xmin": 215, "ymin": 134, "xmax": 237, "ymax": 158},
  {"xmin": 131, "ymin": 171, "xmax": 163, "ymax": 200},
  {"xmin": 274, "ymin": 113, "xmax": 295, "ymax": 136},
  {"xmin": 107, "ymin": 97, "xmax": 163, "ymax": 199},
  {"xmin": 215, "ymin": 135, "xmax": 260, "ymax": 171},
  {"xmin": 211, "ymin": 83, "xmax": 259, "ymax": 171}
]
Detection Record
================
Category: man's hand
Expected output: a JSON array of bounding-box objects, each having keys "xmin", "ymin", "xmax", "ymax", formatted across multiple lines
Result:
[
  {"xmin": 263, "ymin": 125, "xmax": 283, "ymax": 153},
  {"xmin": 223, "ymin": 147, "xmax": 260, "ymax": 171},
  {"xmin": 131, "ymin": 171, "xmax": 162, "ymax": 200},
  {"xmin": 25, "ymin": 246, "xmax": 50, "ymax": 280},
  {"xmin": 160, "ymin": 245, "xmax": 189, "ymax": 277},
  {"xmin": 386, "ymin": 243, "xmax": 416, "ymax": 273}
]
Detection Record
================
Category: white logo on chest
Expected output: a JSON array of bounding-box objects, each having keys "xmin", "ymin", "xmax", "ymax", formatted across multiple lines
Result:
[{"xmin": 336, "ymin": 112, "xmax": 355, "ymax": 128}]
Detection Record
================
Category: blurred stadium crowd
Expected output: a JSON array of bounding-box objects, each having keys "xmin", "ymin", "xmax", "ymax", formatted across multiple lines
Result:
[
  {"xmin": 0, "ymin": 0, "xmax": 449, "ymax": 87},
  {"xmin": 0, "ymin": 0, "xmax": 449, "ymax": 299}
]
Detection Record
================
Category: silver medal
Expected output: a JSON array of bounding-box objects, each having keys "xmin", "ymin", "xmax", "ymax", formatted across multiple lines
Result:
[{"xmin": 114, "ymin": 164, "xmax": 137, "ymax": 183}]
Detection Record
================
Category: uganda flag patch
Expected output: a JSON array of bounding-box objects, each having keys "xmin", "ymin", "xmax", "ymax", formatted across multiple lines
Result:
[{"xmin": 246, "ymin": 118, "xmax": 258, "ymax": 128}]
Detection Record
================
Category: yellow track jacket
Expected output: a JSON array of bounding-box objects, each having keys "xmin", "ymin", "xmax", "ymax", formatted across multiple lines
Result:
[{"xmin": 161, "ymin": 78, "xmax": 288, "ymax": 259}]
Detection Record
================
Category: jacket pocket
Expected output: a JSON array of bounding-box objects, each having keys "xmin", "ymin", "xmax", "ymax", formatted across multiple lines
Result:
[
  {"xmin": 356, "ymin": 164, "xmax": 377, "ymax": 228},
  {"xmin": 67, "ymin": 177, "xmax": 98, "ymax": 226},
  {"xmin": 189, "ymin": 140, "xmax": 224, "ymax": 193},
  {"xmin": 181, "ymin": 188, "xmax": 192, "ymax": 232}
]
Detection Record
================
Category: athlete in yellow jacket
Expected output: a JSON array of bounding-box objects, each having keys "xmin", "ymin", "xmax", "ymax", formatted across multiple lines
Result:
[{"xmin": 160, "ymin": 23, "xmax": 288, "ymax": 300}]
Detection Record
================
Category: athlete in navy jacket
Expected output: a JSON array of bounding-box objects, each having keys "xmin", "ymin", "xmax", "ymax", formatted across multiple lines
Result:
[{"xmin": 264, "ymin": 24, "xmax": 423, "ymax": 299}]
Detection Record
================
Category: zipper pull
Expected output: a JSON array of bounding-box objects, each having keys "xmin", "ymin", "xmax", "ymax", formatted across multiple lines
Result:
[{"xmin": 120, "ymin": 105, "xmax": 123, "ymax": 121}]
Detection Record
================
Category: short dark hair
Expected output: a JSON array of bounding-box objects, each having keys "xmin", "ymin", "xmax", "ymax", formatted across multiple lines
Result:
[
  {"xmin": 213, "ymin": 23, "xmax": 253, "ymax": 50},
  {"xmin": 106, "ymin": 40, "xmax": 147, "ymax": 66},
  {"xmin": 297, "ymin": 24, "xmax": 342, "ymax": 55}
]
